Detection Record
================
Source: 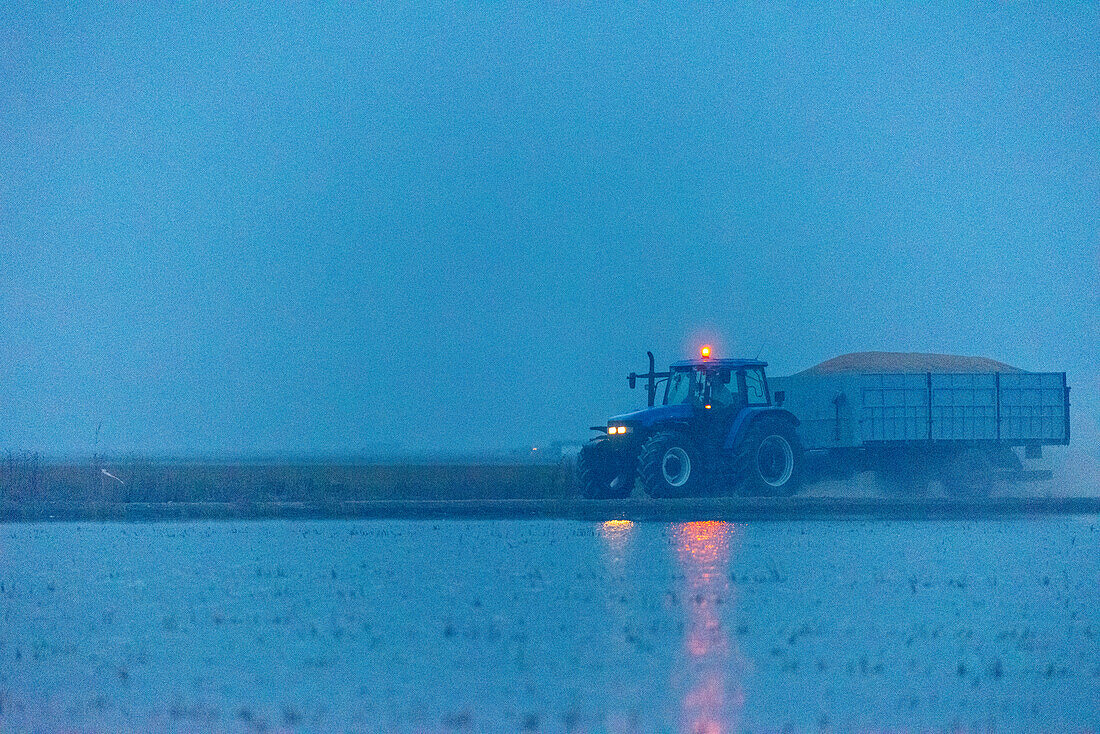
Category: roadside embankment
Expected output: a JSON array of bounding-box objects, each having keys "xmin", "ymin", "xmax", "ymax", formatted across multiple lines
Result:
[
  {"xmin": 3, "ymin": 457, "xmax": 1097, "ymax": 523},
  {"xmin": 4, "ymin": 496, "xmax": 1100, "ymax": 523}
]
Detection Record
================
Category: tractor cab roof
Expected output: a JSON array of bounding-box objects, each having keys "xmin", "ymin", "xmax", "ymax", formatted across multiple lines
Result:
[{"xmin": 669, "ymin": 358, "xmax": 768, "ymax": 370}]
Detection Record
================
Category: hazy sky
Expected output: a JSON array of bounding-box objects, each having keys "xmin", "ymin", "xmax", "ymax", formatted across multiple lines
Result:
[{"xmin": 2, "ymin": 3, "xmax": 1097, "ymax": 456}]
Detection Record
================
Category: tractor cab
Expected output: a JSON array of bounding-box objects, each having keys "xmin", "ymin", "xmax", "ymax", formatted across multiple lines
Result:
[{"xmin": 663, "ymin": 358, "xmax": 771, "ymax": 411}]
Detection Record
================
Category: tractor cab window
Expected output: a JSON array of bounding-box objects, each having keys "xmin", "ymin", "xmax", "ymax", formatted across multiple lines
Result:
[
  {"xmin": 743, "ymin": 367, "xmax": 768, "ymax": 405},
  {"xmin": 666, "ymin": 368, "xmax": 740, "ymax": 408},
  {"xmin": 706, "ymin": 368, "xmax": 738, "ymax": 408},
  {"xmin": 665, "ymin": 369, "xmax": 697, "ymax": 405}
]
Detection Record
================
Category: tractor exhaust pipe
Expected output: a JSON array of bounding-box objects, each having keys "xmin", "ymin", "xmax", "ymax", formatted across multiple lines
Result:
[
  {"xmin": 628, "ymin": 351, "xmax": 670, "ymax": 407},
  {"xmin": 646, "ymin": 351, "xmax": 656, "ymax": 406}
]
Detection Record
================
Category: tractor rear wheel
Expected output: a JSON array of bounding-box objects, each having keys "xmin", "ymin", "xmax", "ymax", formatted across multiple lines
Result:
[
  {"xmin": 577, "ymin": 440, "xmax": 632, "ymax": 499},
  {"xmin": 638, "ymin": 431, "xmax": 708, "ymax": 498},
  {"xmin": 732, "ymin": 417, "xmax": 803, "ymax": 497}
]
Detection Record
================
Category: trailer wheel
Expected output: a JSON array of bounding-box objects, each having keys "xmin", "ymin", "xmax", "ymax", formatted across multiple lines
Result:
[
  {"xmin": 941, "ymin": 448, "xmax": 995, "ymax": 497},
  {"xmin": 991, "ymin": 445, "xmax": 1023, "ymax": 472},
  {"xmin": 638, "ymin": 431, "xmax": 708, "ymax": 498},
  {"xmin": 733, "ymin": 417, "xmax": 803, "ymax": 497},
  {"xmin": 875, "ymin": 468, "xmax": 929, "ymax": 496},
  {"xmin": 874, "ymin": 451, "xmax": 930, "ymax": 496},
  {"xmin": 576, "ymin": 440, "xmax": 632, "ymax": 499}
]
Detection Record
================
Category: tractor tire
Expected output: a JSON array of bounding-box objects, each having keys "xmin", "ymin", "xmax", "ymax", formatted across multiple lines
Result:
[
  {"xmin": 577, "ymin": 440, "xmax": 632, "ymax": 500},
  {"xmin": 638, "ymin": 431, "xmax": 709, "ymax": 498},
  {"xmin": 732, "ymin": 417, "xmax": 803, "ymax": 497},
  {"xmin": 941, "ymin": 447, "xmax": 995, "ymax": 498}
]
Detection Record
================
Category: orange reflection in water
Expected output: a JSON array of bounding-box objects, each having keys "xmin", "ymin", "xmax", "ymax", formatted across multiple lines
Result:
[
  {"xmin": 599, "ymin": 520, "xmax": 634, "ymax": 568},
  {"xmin": 601, "ymin": 519, "xmax": 635, "ymax": 535},
  {"xmin": 674, "ymin": 521, "xmax": 744, "ymax": 734}
]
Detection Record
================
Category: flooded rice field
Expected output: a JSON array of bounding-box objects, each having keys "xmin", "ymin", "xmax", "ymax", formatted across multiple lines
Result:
[{"xmin": 1, "ymin": 517, "xmax": 1098, "ymax": 733}]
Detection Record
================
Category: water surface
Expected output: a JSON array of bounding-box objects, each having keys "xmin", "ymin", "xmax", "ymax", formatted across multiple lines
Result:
[{"xmin": 1, "ymin": 518, "xmax": 1097, "ymax": 732}]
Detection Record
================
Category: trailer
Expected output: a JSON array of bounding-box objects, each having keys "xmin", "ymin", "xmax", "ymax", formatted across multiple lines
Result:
[{"xmin": 770, "ymin": 352, "xmax": 1070, "ymax": 495}]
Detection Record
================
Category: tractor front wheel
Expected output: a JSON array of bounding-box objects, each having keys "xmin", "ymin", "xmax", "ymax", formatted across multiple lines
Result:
[
  {"xmin": 577, "ymin": 440, "xmax": 632, "ymax": 499},
  {"xmin": 638, "ymin": 431, "xmax": 708, "ymax": 498}
]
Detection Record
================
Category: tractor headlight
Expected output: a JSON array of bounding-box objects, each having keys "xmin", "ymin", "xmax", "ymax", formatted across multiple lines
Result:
[{"xmin": 608, "ymin": 425, "xmax": 630, "ymax": 435}]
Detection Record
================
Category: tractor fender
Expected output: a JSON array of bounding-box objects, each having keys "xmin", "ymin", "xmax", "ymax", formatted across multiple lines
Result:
[
  {"xmin": 644, "ymin": 419, "xmax": 693, "ymax": 436},
  {"xmin": 722, "ymin": 407, "xmax": 800, "ymax": 451}
]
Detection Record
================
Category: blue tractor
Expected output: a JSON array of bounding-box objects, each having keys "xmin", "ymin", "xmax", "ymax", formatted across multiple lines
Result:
[{"xmin": 578, "ymin": 348, "xmax": 803, "ymax": 499}]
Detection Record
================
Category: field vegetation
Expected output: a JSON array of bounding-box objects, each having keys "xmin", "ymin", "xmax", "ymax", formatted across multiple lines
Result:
[{"xmin": 0, "ymin": 453, "xmax": 576, "ymax": 518}]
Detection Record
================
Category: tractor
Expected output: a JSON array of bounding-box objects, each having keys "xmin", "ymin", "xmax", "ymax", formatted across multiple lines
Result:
[{"xmin": 577, "ymin": 347, "xmax": 803, "ymax": 499}]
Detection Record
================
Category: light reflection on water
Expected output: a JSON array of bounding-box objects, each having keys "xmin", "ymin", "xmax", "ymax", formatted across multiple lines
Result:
[
  {"xmin": 675, "ymin": 521, "xmax": 743, "ymax": 734},
  {"xmin": 599, "ymin": 520, "xmax": 635, "ymax": 570},
  {"xmin": 600, "ymin": 519, "xmax": 743, "ymax": 734}
]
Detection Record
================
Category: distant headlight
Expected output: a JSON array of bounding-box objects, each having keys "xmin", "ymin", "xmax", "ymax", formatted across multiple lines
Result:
[{"xmin": 608, "ymin": 425, "xmax": 630, "ymax": 435}]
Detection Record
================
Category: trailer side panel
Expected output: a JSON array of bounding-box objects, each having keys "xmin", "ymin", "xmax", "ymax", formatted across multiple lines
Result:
[
  {"xmin": 774, "ymin": 370, "xmax": 1069, "ymax": 450},
  {"xmin": 860, "ymin": 373, "xmax": 929, "ymax": 442},
  {"xmin": 999, "ymin": 372, "xmax": 1068, "ymax": 443},
  {"xmin": 930, "ymin": 373, "xmax": 998, "ymax": 440}
]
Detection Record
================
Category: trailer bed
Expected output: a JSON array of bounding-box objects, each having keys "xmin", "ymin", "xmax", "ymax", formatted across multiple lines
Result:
[{"xmin": 770, "ymin": 354, "xmax": 1069, "ymax": 451}]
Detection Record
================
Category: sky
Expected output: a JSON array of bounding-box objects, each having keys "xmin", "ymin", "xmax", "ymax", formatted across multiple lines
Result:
[{"xmin": 1, "ymin": 3, "xmax": 1097, "ymax": 457}]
